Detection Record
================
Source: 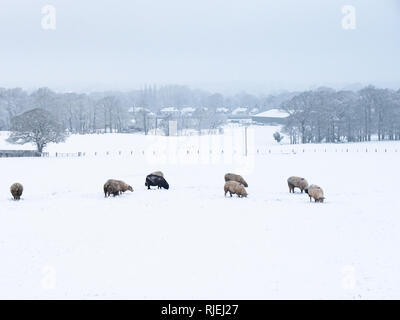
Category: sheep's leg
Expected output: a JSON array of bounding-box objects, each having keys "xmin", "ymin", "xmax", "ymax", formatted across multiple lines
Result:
[
  {"xmin": 309, "ymin": 196, "xmax": 312, "ymax": 202},
  {"xmin": 230, "ymin": 192, "xmax": 232, "ymax": 197}
]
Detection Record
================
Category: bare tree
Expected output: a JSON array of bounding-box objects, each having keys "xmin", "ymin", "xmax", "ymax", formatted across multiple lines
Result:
[{"xmin": 7, "ymin": 108, "xmax": 67, "ymax": 153}]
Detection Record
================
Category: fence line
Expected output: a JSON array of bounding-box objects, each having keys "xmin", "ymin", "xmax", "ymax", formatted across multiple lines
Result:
[{"xmin": 38, "ymin": 147, "xmax": 400, "ymax": 158}]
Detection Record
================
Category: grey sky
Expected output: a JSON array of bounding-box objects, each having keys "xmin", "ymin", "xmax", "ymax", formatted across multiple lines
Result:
[{"xmin": 0, "ymin": 0, "xmax": 399, "ymax": 93}]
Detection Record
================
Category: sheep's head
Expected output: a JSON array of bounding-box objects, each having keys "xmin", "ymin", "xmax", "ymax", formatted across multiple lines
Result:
[
  {"xmin": 128, "ymin": 185, "xmax": 133, "ymax": 192},
  {"xmin": 305, "ymin": 188, "xmax": 309, "ymax": 194},
  {"xmin": 162, "ymin": 179, "xmax": 170, "ymax": 190}
]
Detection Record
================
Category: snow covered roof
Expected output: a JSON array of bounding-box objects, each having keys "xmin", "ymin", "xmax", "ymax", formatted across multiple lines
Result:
[
  {"xmin": 232, "ymin": 107, "xmax": 248, "ymax": 115},
  {"xmin": 181, "ymin": 107, "xmax": 196, "ymax": 114},
  {"xmin": 253, "ymin": 109, "xmax": 289, "ymax": 118},
  {"xmin": 160, "ymin": 107, "xmax": 179, "ymax": 113},
  {"xmin": 216, "ymin": 107, "xmax": 229, "ymax": 113},
  {"xmin": 129, "ymin": 107, "xmax": 150, "ymax": 113}
]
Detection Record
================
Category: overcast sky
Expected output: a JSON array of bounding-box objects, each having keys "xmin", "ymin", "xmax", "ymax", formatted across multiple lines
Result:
[{"xmin": 0, "ymin": 0, "xmax": 399, "ymax": 93}]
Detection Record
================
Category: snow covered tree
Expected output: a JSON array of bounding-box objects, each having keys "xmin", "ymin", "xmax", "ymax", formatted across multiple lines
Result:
[{"xmin": 7, "ymin": 108, "xmax": 67, "ymax": 153}]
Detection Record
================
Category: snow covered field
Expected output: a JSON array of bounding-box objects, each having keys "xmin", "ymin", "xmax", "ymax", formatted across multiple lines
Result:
[{"xmin": 1, "ymin": 126, "xmax": 400, "ymax": 299}]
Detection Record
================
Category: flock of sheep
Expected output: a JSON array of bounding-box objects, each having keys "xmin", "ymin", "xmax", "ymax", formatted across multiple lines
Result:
[
  {"xmin": 223, "ymin": 173, "xmax": 324, "ymax": 202},
  {"xmin": 9, "ymin": 171, "xmax": 325, "ymax": 203},
  {"xmin": 103, "ymin": 171, "xmax": 169, "ymax": 197},
  {"xmin": 287, "ymin": 176, "xmax": 325, "ymax": 202}
]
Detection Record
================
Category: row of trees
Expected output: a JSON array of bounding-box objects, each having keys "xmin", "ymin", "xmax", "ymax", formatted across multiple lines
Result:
[
  {"xmin": 0, "ymin": 88, "xmax": 130, "ymax": 134},
  {"xmin": 2, "ymin": 85, "xmax": 400, "ymax": 151},
  {"xmin": 0, "ymin": 86, "xmax": 295, "ymax": 134},
  {"xmin": 282, "ymin": 87, "xmax": 400, "ymax": 144}
]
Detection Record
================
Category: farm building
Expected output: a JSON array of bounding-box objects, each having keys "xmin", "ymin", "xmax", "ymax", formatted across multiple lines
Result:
[{"xmin": 251, "ymin": 109, "xmax": 289, "ymax": 125}]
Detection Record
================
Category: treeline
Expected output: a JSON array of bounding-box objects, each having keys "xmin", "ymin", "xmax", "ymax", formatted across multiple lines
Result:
[
  {"xmin": 0, "ymin": 86, "xmax": 294, "ymax": 134},
  {"xmin": 2, "ymin": 85, "xmax": 400, "ymax": 142},
  {"xmin": 282, "ymin": 86, "xmax": 400, "ymax": 144}
]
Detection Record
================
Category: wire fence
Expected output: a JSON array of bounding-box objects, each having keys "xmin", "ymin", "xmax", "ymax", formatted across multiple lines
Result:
[{"xmin": 38, "ymin": 147, "xmax": 400, "ymax": 158}]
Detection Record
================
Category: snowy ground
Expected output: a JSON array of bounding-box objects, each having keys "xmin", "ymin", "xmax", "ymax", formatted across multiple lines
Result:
[{"xmin": 1, "ymin": 126, "xmax": 400, "ymax": 299}]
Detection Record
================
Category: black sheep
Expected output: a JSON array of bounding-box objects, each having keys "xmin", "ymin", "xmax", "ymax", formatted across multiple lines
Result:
[{"xmin": 145, "ymin": 174, "xmax": 169, "ymax": 190}]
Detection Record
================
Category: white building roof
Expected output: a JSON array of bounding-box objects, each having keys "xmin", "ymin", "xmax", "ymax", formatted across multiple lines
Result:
[
  {"xmin": 253, "ymin": 109, "xmax": 289, "ymax": 118},
  {"xmin": 181, "ymin": 107, "xmax": 196, "ymax": 114},
  {"xmin": 160, "ymin": 107, "xmax": 179, "ymax": 113},
  {"xmin": 216, "ymin": 107, "xmax": 229, "ymax": 113},
  {"xmin": 232, "ymin": 107, "xmax": 248, "ymax": 115},
  {"xmin": 129, "ymin": 107, "xmax": 150, "ymax": 113}
]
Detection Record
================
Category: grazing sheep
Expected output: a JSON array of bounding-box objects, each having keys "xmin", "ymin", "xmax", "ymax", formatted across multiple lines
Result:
[
  {"xmin": 305, "ymin": 184, "xmax": 325, "ymax": 203},
  {"xmin": 104, "ymin": 179, "xmax": 133, "ymax": 197},
  {"xmin": 10, "ymin": 183, "xmax": 23, "ymax": 200},
  {"xmin": 118, "ymin": 181, "xmax": 134, "ymax": 193},
  {"xmin": 287, "ymin": 176, "xmax": 309, "ymax": 193},
  {"xmin": 145, "ymin": 174, "xmax": 169, "ymax": 190},
  {"xmin": 224, "ymin": 181, "xmax": 248, "ymax": 198},
  {"xmin": 224, "ymin": 173, "xmax": 248, "ymax": 187},
  {"xmin": 151, "ymin": 171, "xmax": 164, "ymax": 177},
  {"xmin": 105, "ymin": 180, "xmax": 120, "ymax": 197}
]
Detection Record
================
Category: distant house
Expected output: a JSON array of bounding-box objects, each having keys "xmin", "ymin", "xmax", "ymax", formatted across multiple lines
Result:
[
  {"xmin": 160, "ymin": 107, "xmax": 179, "ymax": 114},
  {"xmin": 250, "ymin": 108, "xmax": 259, "ymax": 115},
  {"xmin": 216, "ymin": 107, "xmax": 229, "ymax": 114},
  {"xmin": 157, "ymin": 107, "xmax": 180, "ymax": 120},
  {"xmin": 251, "ymin": 109, "xmax": 289, "ymax": 125},
  {"xmin": 231, "ymin": 107, "xmax": 248, "ymax": 116},
  {"xmin": 128, "ymin": 107, "xmax": 151, "ymax": 113},
  {"xmin": 180, "ymin": 107, "xmax": 196, "ymax": 116}
]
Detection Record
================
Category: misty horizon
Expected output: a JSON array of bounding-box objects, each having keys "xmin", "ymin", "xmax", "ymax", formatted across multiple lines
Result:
[{"xmin": 1, "ymin": 0, "xmax": 400, "ymax": 94}]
